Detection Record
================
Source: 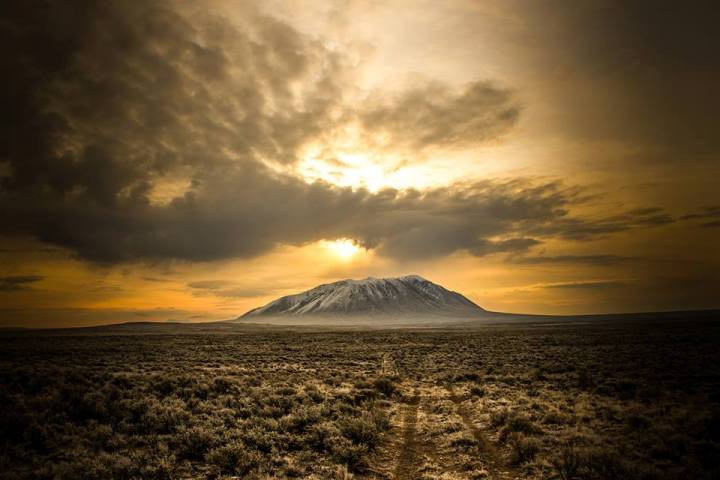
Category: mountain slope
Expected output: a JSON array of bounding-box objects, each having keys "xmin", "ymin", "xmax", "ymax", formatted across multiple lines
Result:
[{"xmin": 240, "ymin": 275, "xmax": 484, "ymax": 319}]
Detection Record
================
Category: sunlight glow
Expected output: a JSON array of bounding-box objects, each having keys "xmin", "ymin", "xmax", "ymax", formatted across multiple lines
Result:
[
  {"xmin": 292, "ymin": 122, "xmax": 426, "ymax": 192},
  {"xmin": 293, "ymin": 130, "xmax": 481, "ymax": 192},
  {"xmin": 324, "ymin": 238, "xmax": 361, "ymax": 259}
]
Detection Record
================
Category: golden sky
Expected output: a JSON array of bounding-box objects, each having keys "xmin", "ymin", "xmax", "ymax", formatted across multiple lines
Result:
[{"xmin": 1, "ymin": 0, "xmax": 719, "ymax": 326}]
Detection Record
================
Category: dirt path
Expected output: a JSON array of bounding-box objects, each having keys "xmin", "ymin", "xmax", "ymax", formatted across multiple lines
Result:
[
  {"xmin": 378, "ymin": 355, "xmax": 454, "ymax": 480},
  {"xmin": 447, "ymin": 386, "xmax": 519, "ymax": 480},
  {"xmin": 380, "ymin": 352, "xmax": 399, "ymax": 377},
  {"xmin": 373, "ymin": 352, "xmax": 519, "ymax": 479},
  {"xmin": 393, "ymin": 390, "xmax": 421, "ymax": 480}
]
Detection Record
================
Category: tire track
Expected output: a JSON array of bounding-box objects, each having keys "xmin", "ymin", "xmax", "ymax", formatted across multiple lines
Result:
[
  {"xmin": 380, "ymin": 352, "xmax": 399, "ymax": 377},
  {"xmin": 393, "ymin": 390, "xmax": 421, "ymax": 480},
  {"xmin": 447, "ymin": 386, "xmax": 519, "ymax": 480}
]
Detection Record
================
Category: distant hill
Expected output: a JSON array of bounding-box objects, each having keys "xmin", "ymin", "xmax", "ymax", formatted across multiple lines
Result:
[{"xmin": 237, "ymin": 275, "xmax": 485, "ymax": 322}]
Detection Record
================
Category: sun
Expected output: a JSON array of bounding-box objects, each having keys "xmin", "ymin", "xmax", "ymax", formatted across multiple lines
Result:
[{"xmin": 324, "ymin": 238, "xmax": 360, "ymax": 259}]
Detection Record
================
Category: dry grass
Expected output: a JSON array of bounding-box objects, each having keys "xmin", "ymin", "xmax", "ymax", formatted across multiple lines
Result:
[{"xmin": 0, "ymin": 319, "xmax": 718, "ymax": 479}]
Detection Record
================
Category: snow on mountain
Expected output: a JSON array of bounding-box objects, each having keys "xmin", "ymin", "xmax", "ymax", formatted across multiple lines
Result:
[{"xmin": 240, "ymin": 275, "xmax": 484, "ymax": 318}]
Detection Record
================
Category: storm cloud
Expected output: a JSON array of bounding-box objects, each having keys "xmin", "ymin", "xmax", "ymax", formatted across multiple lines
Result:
[
  {"xmin": 0, "ymin": 1, "xmax": 678, "ymax": 265},
  {"xmin": 541, "ymin": 280, "xmax": 626, "ymax": 290},
  {"xmin": 510, "ymin": 254, "xmax": 635, "ymax": 266},
  {"xmin": 0, "ymin": 276, "xmax": 43, "ymax": 292},
  {"xmin": 359, "ymin": 81, "xmax": 520, "ymax": 150},
  {"xmin": 682, "ymin": 206, "xmax": 720, "ymax": 229}
]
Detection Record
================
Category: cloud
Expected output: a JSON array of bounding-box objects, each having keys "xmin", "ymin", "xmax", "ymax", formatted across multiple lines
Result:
[
  {"xmin": 525, "ymin": 207, "xmax": 673, "ymax": 241},
  {"xmin": 541, "ymin": 280, "xmax": 626, "ymax": 290},
  {"xmin": 187, "ymin": 280, "xmax": 232, "ymax": 291},
  {"xmin": 681, "ymin": 206, "xmax": 720, "ymax": 228},
  {"xmin": 142, "ymin": 276, "xmax": 172, "ymax": 283},
  {"xmin": 510, "ymin": 254, "xmax": 635, "ymax": 266},
  {"xmin": 358, "ymin": 81, "xmax": 519, "ymax": 150},
  {"xmin": 0, "ymin": 275, "xmax": 43, "ymax": 292},
  {"xmin": 683, "ymin": 206, "xmax": 720, "ymax": 220},
  {"xmin": 0, "ymin": 1, "xmax": 676, "ymax": 265},
  {"xmin": 0, "ymin": 163, "xmax": 673, "ymax": 264},
  {"xmin": 0, "ymin": 0, "xmax": 343, "ymax": 259}
]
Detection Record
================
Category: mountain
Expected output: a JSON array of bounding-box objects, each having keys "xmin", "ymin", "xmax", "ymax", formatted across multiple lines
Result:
[{"xmin": 239, "ymin": 275, "xmax": 485, "ymax": 320}]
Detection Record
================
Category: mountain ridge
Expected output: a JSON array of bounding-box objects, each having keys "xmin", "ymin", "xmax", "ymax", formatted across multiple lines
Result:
[{"xmin": 239, "ymin": 275, "xmax": 485, "ymax": 320}]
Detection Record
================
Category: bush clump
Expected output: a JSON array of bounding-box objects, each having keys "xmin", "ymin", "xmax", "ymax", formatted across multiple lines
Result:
[
  {"xmin": 507, "ymin": 432, "xmax": 541, "ymax": 465},
  {"xmin": 552, "ymin": 446, "xmax": 646, "ymax": 480},
  {"xmin": 206, "ymin": 441, "xmax": 263, "ymax": 476}
]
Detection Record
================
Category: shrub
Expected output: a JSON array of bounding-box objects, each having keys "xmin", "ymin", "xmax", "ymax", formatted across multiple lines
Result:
[
  {"xmin": 369, "ymin": 407, "xmax": 391, "ymax": 432},
  {"xmin": 330, "ymin": 436, "xmax": 368, "ymax": 472},
  {"xmin": 455, "ymin": 372, "xmax": 481, "ymax": 382},
  {"xmin": 206, "ymin": 441, "xmax": 263, "ymax": 476},
  {"xmin": 583, "ymin": 449, "xmax": 638, "ymax": 479},
  {"xmin": 275, "ymin": 386, "xmax": 297, "ymax": 396},
  {"xmin": 142, "ymin": 398, "xmax": 189, "ymax": 434},
  {"xmin": 308, "ymin": 422, "xmax": 341, "ymax": 452},
  {"xmin": 543, "ymin": 411, "xmax": 571, "ymax": 425},
  {"xmin": 175, "ymin": 426, "xmax": 218, "ymax": 460},
  {"xmin": 499, "ymin": 415, "xmax": 542, "ymax": 441},
  {"xmin": 137, "ymin": 454, "xmax": 175, "ymax": 480},
  {"xmin": 241, "ymin": 426, "xmax": 278, "ymax": 454},
  {"xmin": 372, "ymin": 377, "xmax": 397, "ymax": 397},
  {"xmin": 340, "ymin": 415, "xmax": 381, "ymax": 448},
  {"xmin": 279, "ymin": 406, "xmax": 321, "ymax": 434},
  {"xmin": 354, "ymin": 388, "xmax": 378, "ymax": 403},
  {"xmin": 211, "ymin": 376, "xmax": 235, "ymax": 394},
  {"xmin": 450, "ymin": 432, "xmax": 477, "ymax": 449},
  {"xmin": 305, "ymin": 388, "xmax": 325, "ymax": 404},
  {"xmin": 470, "ymin": 386, "xmax": 485, "ymax": 397},
  {"xmin": 552, "ymin": 446, "xmax": 582, "ymax": 480},
  {"xmin": 490, "ymin": 409, "xmax": 510, "ymax": 428},
  {"xmin": 552, "ymin": 446, "xmax": 640, "ymax": 480},
  {"xmin": 507, "ymin": 433, "xmax": 540, "ymax": 465}
]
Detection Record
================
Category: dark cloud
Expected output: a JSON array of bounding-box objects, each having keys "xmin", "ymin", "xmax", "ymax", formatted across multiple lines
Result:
[
  {"xmin": 142, "ymin": 276, "xmax": 172, "ymax": 283},
  {"xmin": 1, "ymin": 0, "xmax": 344, "ymax": 182},
  {"xmin": 682, "ymin": 206, "xmax": 720, "ymax": 228},
  {"xmin": 510, "ymin": 254, "xmax": 634, "ymax": 266},
  {"xmin": 682, "ymin": 206, "xmax": 720, "ymax": 220},
  {"xmin": 359, "ymin": 81, "xmax": 519, "ymax": 150},
  {"xmin": 525, "ymin": 207, "xmax": 673, "ymax": 241},
  {"xmin": 0, "ymin": 247, "xmax": 65, "ymax": 254},
  {"xmin": 187, "ymin": 280, "xmax": 232, "ymax": 291},
  {"xmin": 542, "ymin": 280, "xmax": 625, "ymax": 290},
  {"xmin": 468, "ymin": 238, "xmax": 541, "ymax": 257},
  {"xmin": 0, "ymin": 0, "xmax": 341, "ymax": 259},
  {"xmin": 0, "ymin": 275, "xmax": 43, "ymax": 292},
  {"xmin": 0, "ymin": 1, "xmax": 677, "ymax": 265}
]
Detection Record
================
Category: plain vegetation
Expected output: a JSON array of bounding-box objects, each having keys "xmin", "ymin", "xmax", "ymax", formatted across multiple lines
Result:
[{"xmin": 0, "ymin": 319, "xmax": 718, "ymax": 479}]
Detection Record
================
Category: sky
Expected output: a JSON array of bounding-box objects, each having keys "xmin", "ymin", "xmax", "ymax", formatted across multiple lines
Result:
[{"xmin": 1, "ymin": 0, "xmax": 719, "ymax": 327}]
